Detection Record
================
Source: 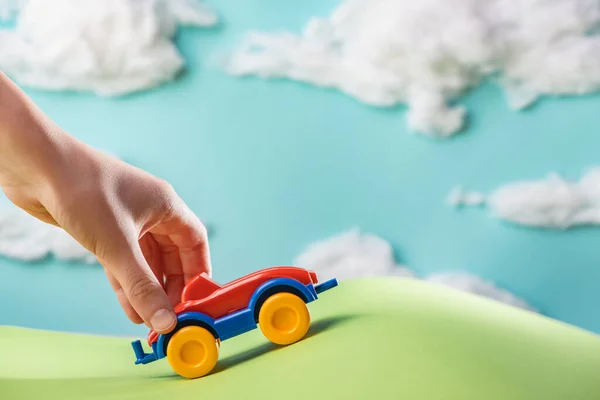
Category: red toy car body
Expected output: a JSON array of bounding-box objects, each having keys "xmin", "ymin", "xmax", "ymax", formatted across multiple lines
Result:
[
  {"xmin": 132, "ymin": 265, "xmax": 338, "ymax": 379},
  {"xmin": 147, "ymin": 266, "xmax": 318, "ymax": 346}
]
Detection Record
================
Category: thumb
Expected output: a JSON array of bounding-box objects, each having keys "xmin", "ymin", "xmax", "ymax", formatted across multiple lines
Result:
[{"xmin": 107, "ymin": 244, "xmax": 177, "ymax": 334}]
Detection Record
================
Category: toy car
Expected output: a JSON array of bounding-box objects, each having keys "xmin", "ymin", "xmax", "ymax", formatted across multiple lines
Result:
[{"xmin": 131, "ymin": 266, "xmax": 338, "ymax": 378}]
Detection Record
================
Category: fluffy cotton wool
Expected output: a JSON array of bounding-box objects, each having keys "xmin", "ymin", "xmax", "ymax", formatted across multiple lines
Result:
[
  {"xmin": 0, "ymin": 208, "xmax": 96, "ymax": 263},
  {"xmin": 449, "ymin": 168, "xmax": 600, "ymax": 228},
  {"xmin": 0, "ymin": 0, "xmax": 217, "ymax": 96},
  {"xmin": 294, "ymin": 229, "xmax": 414, "ymax": 281},
  {"xmin": 296, "ymin": 229, "xmax": 535, "ymax": 311},
  {"xmin": 426, "ymin": 273, "xmax": 536, "ymax": 311},
  {"xmin": 225, "ymin": 0, "xmax": 600, "ymax": 137}
]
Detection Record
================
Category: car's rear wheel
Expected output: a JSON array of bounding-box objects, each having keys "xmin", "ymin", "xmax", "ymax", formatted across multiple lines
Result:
[
  {"xmin": 166, "ymin": 326, "xmax": 219, "ymax": 379},
  {"xmin": 258, "ymin": 292, "xmax": 310, "ymax": 345}
]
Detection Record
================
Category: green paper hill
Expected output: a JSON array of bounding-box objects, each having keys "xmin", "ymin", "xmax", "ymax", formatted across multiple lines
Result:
[{"xmin": 1, "ymin": 277, "xmax": 600, "ymax": 400}]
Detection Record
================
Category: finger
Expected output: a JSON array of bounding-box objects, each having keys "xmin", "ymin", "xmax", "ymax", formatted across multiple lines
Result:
[
  {"xmin": 164, "ymin": 272, "xmax": 185, "ymax": 306},
  {"xmin": 146, "ymin": 233, "xmax": 184, "ymax": 306},
  {"xmin": 151, "ymin": 203, "xmax": 211, "ymax": 282},
  {"xmin": 103, "ymin": 237, "xmax": 177, "ymax": 334},
  {"xmin": 103, "ymin": 266, "xmax": 143, "ymax": 324},
  {"xmin": 139, "ymin": 234, "xmax": 165, "ymax": 287}
]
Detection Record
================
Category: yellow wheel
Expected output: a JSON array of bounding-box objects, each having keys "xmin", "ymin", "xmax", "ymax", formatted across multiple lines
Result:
[
  {"xmin": 166, "ymin": 326, "xmax": 219, "ymax": 379},
  {"xmin": 258, "ymin": 292, "xmax": 310, "ymax": 345}
]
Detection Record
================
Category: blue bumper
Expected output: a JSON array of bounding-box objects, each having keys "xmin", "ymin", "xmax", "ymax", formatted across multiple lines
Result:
[{"xmin": 132, "ymin": 340, "xmax": 159, "ymax": 365}]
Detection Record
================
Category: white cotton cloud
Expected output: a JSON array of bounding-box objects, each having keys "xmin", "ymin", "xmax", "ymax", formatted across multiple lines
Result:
[
  {"xmin": 426, "ymin": 273, "xmax": 536, "ymax": 311},
  {"xmin": 0, "ymin": 0, "xmax": 217, "ymax": 96},
  {"xmin": 449, "ymin": 168, "xmax": 600, "ymax": 229},
  {"xmin": 296, "ymin": 229, "xmax": 536, "ymax": 311},
  {"xmin": 224, "ymin": 0, "xmax": 600, "ymax": 137},
  {"xmin": 295, "ymin": 229, "xmax": 414, "ymax": 281},
  {"xmin": 0, "ymin": 207, "xmax": 96, "ymax": 264}
]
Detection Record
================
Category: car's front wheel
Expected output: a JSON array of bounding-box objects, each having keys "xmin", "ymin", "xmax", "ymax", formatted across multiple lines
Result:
[
  {"xmin": 258, "ymin": 292, "xmax": 311, "ymax": 345},
  {"xmin": 166, "ymin": 326, "xmax": 220, "ymax": 379}
]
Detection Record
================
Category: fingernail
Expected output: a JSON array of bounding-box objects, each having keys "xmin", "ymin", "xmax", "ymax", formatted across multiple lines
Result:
[{"xmin": 150, "ymin": 309, "xmax": 176, "ymax": 332}]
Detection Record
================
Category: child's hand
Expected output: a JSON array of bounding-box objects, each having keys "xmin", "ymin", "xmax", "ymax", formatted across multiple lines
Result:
[{"xmin": 0, "ymin": 73, "xmax": 210, "ymax": 334}]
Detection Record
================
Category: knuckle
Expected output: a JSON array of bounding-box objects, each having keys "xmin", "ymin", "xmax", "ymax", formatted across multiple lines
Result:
[
  {"xmin": 154, "ymin": 179, "xmax": 178, "ymax": 215},
  {"xmin": 197, "ymin": 221, "xmax": 208, "ymax": 239},
  {"xmin": 89, "ymin": 236, "xmax": 104, "ymax": 259},
  {"xmin": 156, "ymin": 178, "xmax": 176, "ymax": 198},
  {"xmin": 88, "ymin": 226, "xmax": 129, "ymax": 263},
  {"xmin": 127, "ymin": 274, "xmax": 160, "ymax": 303}
]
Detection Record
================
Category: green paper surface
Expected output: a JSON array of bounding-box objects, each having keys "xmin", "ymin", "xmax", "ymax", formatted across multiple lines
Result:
[{"xmin": 2, "ymin": 277, "xmax": 600, "ymax": 399}]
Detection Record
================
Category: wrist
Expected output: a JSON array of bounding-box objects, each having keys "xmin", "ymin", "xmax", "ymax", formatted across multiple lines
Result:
[
  {"xmin": 0, "ymin": 76, "xmax": 65, "ymax": 185},
  {"xmin": 0, "ymin": 73, "xmax": 93, "ymax": 195}
]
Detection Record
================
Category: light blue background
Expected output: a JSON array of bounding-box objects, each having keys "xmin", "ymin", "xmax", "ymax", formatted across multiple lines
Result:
[{"xmin": 1, "ymin": 0, "xmax": 600, "ymax": 337}]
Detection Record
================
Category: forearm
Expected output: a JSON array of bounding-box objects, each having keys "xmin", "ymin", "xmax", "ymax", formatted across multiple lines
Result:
[
  {"xmin": 0, "ymin": 73, "xmax": 77, "ymax": 190},
  {"xmin": 0, "ymin": 76, "xmax": 210, "ymax": 337}
]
